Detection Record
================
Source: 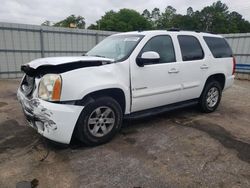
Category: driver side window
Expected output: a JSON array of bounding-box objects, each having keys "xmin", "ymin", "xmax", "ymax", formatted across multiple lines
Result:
[{"xmin": 140, "ymin": 35, "xmax": 176, "ymax": 64}]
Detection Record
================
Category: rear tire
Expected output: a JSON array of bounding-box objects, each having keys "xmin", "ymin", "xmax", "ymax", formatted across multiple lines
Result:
[
  {"xmin": 199, "ymin": 80, "xmax": 222, "ymax": 113},
  {"xmin": 75, "ymin": 96, "xmax": 123, "ymax": 146}
]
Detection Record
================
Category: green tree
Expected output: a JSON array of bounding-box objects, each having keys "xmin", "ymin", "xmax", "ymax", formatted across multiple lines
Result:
[
  {"xmin": 41, "ymin": 20, "xmax": 51, "ymax": 26},
  {"xmin": 172, "ymin": 1, "xmax": 250, "ymax": 33},
  {"xmin": 171, "ymin": 14, "xmax": 197, "ymax": 30},
  {"xmin": 187, "ymin": 7, "xmax": 194, "ymax": 17},
  {"xmin": 142, "ymin": 9, "xmax": 151, "ymax": 20},
  {"xmin": 151, "ymin": 8, "xmax": 161, "ymax": 28},
  {"xmin": 53, "ymin": 15, "xmax": 85, "ymax": 29},
  {"xmin": 88, "ymin": 9, "xmax": 152, "ymax": 31},
  {"xmin": 227, "ymin": 11, "xmax": 250, "ymax": 33},
  {"xmin": 52, "ymin": 1, "xmax": 250, "ymax": 33},
  {"xmin": 157, "ymin": 6, "xmax": 177, "ymax": 29},
  {"xmin": 151, "ymin": 8, "xmax": 161, "ymax": 21},
  {"xmin": 198, "ymin": 1, "xmax": 229, "ymax": 32}
]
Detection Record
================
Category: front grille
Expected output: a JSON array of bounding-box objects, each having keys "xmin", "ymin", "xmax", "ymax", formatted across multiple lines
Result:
[{"xmin": 21, "ymin": 75, "xmax": 35, "ymax": 97}]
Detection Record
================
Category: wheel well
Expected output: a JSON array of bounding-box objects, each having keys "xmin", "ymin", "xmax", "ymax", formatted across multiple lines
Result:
[
  {"xmin": 205, "ymin": 74, "xmax": 225, "ymax": 89},
  {"xmin": 77, "ymin": 88, "xmax": 126, "ymax": 113}
]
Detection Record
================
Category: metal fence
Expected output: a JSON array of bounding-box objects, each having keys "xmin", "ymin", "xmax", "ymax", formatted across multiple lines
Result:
[
  {"xmin": 0, "ymin": 22, "xmax": 250, "ymax": 78},
  {"xmin": 223, "ymin": 33, "xmax": 250, "ymax": 74},
  {"xmin": 0, "ymin": 22, "xmax": 117, "ymax": 78}
]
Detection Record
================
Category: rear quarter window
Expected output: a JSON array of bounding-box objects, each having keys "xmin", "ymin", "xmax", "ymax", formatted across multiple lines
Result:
[
  {"xmin": 178, "ymin": 35, "xmax": 204, "ymax": 61},
  {"xmin": 203, "ymin": 36, "xmax": 233, "ymax": 58}
]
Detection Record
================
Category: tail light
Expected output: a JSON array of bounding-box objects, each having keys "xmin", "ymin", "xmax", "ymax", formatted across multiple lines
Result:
[{"xmin": 232, "ymin": 56, "xmax": 236, "ymax": 75}]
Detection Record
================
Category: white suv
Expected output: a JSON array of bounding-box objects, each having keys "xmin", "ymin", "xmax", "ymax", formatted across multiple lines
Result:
[{"xmin": 17, "ymin": 30, "xmax": 235, "ymax": 145}]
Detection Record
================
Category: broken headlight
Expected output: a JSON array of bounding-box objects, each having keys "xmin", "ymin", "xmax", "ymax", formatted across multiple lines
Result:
[{"xmin": 38, "ymin": 74, "xmax": 62, "ymax": 101}]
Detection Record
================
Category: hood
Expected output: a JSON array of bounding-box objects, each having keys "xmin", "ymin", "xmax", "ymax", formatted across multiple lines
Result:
[
  {"xmin": 21, "ymin": 56, "xmax": 114, "ymax": 77},
  {"xmin": 26, "ymin": 56, "xmax": 113, "ymax": 69}
]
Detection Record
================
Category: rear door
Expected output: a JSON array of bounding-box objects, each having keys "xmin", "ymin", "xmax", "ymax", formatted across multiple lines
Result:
[{"xmin": 177, "ymin": 35, "xmax": 209, "ymax": 100}]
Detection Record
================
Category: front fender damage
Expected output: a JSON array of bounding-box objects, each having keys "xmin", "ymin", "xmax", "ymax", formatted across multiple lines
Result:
[
  {"xmin": 29, "ymin": 99, "xmax": 57, "ymax": 131},
  {"xmin": 17, "ymin": 90, "xmax": 84, "ymax": 144}
]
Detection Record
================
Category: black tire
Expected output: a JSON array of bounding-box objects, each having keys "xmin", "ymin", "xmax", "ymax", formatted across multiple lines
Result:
[
  {"xmin": 75, "ymin": 96, "xmax": 123, "ymax": 146},
  {"xmin": 199, "ymin": 80, "xmax": 222, "ymax": 113}
]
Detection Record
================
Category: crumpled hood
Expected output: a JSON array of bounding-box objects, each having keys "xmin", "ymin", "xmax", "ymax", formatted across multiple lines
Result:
[
  {"xmin": 26, "ymin": 56, "xmax": 114, "ymax": 69},
  {"xmin": 21, "ymin": 56, "xmax": 114, "ymax": 76}
]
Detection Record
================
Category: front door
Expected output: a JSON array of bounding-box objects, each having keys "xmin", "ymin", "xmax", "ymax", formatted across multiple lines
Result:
[{"xmin": 130, "ymin": 35, "xmax": 182, "ymax": 112}]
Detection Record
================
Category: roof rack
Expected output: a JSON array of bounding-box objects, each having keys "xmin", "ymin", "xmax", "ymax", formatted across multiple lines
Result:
[
  {"xmin": 168, "ymin": 28, "xmax": 203, "ymax": 33},
  {"xmin": 137, "ymin": 29, "xmax": 143, "ymax": 32},
  {"xmin": 167, "ymin": 28, "xmax": 180, "ymax": 32}
]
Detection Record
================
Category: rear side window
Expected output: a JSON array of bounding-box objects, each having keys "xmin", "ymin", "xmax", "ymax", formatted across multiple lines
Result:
[
  {"xmin": 178, "ymin": 35, "xmax": 204, "ymax": 61},
  {"xmin": 203, "ymin": 36, "xmax": 233, "ymax": 58}
]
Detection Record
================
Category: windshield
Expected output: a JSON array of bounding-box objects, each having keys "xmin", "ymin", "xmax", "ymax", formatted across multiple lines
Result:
[{"xmin": 86, "ymin": 34, "xmax": 144, "ymax": 61}]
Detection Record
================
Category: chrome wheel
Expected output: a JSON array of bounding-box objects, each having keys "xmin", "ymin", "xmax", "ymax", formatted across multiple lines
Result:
[
  {"xmin": 206, "ymin": 87, "xmax": 219, "ymax": 108},
  {"xmin": 87, "ymin": 106, "xmax": 115, "ymax": 137}
]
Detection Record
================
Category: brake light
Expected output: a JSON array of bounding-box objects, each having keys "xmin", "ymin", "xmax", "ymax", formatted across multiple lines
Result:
[{"xmin": 232, "ymin": 56, "xmax": 236, "ymax": 75}]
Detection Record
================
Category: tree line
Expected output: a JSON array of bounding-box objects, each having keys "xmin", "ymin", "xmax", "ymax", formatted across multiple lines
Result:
[{"xmin": 42, "ymin": 1, "xmax": 250, "ymax": 34}]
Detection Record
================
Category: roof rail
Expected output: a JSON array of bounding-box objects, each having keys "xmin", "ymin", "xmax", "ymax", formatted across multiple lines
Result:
[
  {"xmin": 167, "ymin": 28, "xmax": 180, "ymax": 32},
  {"xmin": 168, "ymin": 29, "xmax": 203, "ymax": 33},
  {"xmin": 137, "ymin": 29, "xmax": 143, "ymax": 32}
]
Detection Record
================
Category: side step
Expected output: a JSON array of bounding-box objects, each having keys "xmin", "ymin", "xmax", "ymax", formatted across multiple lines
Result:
[{"xmin": 124, "ymin": 99, "xmax": 198, "ymax": 120}]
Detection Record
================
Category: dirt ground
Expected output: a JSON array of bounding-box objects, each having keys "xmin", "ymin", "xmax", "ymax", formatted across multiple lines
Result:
[{"xmin": 0, "ymin": 79, "xmax": 249, "ymax": 188}]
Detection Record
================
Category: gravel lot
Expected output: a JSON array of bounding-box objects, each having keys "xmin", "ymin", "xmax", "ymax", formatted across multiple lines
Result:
[{"xmin": 0, "ymin": 79, "xmax": 249, "ymax": 188}]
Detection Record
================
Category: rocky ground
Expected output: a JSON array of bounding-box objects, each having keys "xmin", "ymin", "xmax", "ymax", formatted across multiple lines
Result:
[{"xmin": 0, "ymin": 79, "xmax": 249, "ymax": 188}]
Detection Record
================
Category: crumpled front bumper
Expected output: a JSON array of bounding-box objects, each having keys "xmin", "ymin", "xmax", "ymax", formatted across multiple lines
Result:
[{"xmin": 17, "ymin": 89, "xmax": 84, "ymax": 144}]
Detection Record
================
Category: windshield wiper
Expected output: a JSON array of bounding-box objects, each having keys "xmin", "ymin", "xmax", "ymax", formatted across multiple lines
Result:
[{"xmin": 87, "ymin": 54, "xmax": 106, "ymax": 58}]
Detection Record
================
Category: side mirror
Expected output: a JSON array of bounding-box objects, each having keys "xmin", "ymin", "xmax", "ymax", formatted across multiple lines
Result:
[{"xmin": 136, "ymin": 51, "xmax": 160, "ymax": 67}]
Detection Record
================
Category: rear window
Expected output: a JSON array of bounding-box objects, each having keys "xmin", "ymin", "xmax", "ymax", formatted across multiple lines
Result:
[
  {"xmin": 203, "ymin": 36, "xmax": 233, "ymax": 58},
  {"xmin": 178, "ymin": 35, "xmax": 204, "ymax": 61}
]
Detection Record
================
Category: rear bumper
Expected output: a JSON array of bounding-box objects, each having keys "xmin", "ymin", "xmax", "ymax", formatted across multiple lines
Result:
[
  {"xmin": 17, "ymin": 89, "xmax": 84, "ymax": 144},
  {"xmin": 224, "ymin": 75, "xmax": 235, "ymax": 90}
]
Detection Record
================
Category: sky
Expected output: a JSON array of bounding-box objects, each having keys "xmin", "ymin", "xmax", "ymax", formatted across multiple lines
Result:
[{"xmin": 0, "ymin": 0, "xmax": 250, "ymax": 26}]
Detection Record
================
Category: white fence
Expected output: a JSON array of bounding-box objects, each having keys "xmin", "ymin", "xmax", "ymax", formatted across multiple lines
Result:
[
  {"xmin": 0, "ymin": 22, "xmax": 116, "ymax": 78},
  {"xmin": 0, "ymin": 22, "xmax": 249, "ymax": 79},
  {"xmin": 223, "ymin": 33, "xmax": 250, "ymax": 75}
]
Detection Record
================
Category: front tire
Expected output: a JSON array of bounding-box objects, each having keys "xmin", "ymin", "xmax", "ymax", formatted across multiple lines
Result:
[
  {"xmin": 75, "ymin": 96, "xmax": 123, "ymax": 146},
  {"xmin": 199, "ymin": 80, "xmax": 222, "ymax": 113}
]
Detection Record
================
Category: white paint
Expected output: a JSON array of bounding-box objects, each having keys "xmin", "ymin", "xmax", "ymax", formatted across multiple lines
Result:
[
  {"xmin": 18, "ymin": 30, "xmax": 234, "ymax": 144},
  {"xmin": 17, "ymin": 88, "xmax": 83, "ymax": 144},
  {"xmin": 26, "ymin": 56, "xmax": 114, "ymax": 69},
  {"xmin": 141, "ymin": 51, "xmax": 160, "ymax": 59}
]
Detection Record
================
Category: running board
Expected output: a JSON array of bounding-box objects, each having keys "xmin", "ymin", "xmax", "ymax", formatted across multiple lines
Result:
[{"xmin": 124, "ymin": 99, "xmax": 198, "ymax": 120}]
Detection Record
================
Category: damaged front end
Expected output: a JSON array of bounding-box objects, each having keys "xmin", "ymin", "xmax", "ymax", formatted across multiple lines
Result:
[
  {"xmin": 17, "ymin": 88, "xmax": 83, "ymax": 144},
  {"xmin": 18, "ymin": 72, "xmax": 59, "ymax": 135},
  {"xmin": 21, "ymin": 59, "xmax": 112, "ymax": 77},
  {"xmin": 17, "ymin": 56, "xmax": 112, "ymax": 143},
  {"xmin": 19, "ymin": 96, "xmax": 57, "ymax": 133}
]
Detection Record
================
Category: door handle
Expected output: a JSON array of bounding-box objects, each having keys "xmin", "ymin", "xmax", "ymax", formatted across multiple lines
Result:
[
  {"xmin": 200, "ymin": 64, "xmax": 209, "ymax": 69},
  {"xmin": 168, "ymin": 68, "xmax": 179, "ymax": 73}
]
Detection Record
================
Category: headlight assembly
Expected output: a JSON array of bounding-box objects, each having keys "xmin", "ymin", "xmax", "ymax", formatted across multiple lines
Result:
[{"xmin": 38, "ymin": 74, "xmax": 62, "ymax": 101}]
